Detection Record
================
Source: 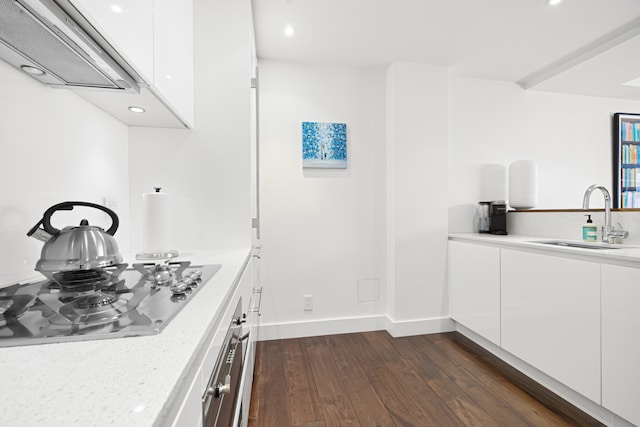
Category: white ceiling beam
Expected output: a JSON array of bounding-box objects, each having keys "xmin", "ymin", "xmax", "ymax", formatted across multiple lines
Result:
[{"xmin": 517, "ymin": 16, "xmax": 640, "ymax": 89}]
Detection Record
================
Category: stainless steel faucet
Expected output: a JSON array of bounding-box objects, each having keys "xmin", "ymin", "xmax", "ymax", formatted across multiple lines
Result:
[{"xmin": 582, "ymin": 184, "xmax": 628, "ymax": 244}]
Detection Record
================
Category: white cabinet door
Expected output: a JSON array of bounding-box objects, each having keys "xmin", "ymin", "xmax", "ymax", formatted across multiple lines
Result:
[
  {"xmin": 68, "ymin": 0, "xmax": 193, "ymax": 127},
  {"xmin": 233, "ymin": 249, "xmax": 264, "ymax": 427},
  {"xmin": 153, "ymin": 0, "xmax": 194, "ymax": 127},
  {"xmin": 237, "ymin": 326, "xmax": 256, "ymax": 427},
  {"xmin": 69, "ymin": 0, "xmax": 154, "ymax": 83},
  {"xmin": 601, "ymin": 264, "xmax": 640, "ymax": 426},
  {"xmin": 233, "ymin": 255, "xmax": 256, "ymax": 427},
  {"xmin": 501, "ymin": 249, "xmax": 601, "ymax": 403},
  {"xmin": 171, "ymin": 365, "xmax": 203, "ymax": 427},
  {"xmin": 449, "ymin": 241, "xmax": 501, "ymax": 346}
]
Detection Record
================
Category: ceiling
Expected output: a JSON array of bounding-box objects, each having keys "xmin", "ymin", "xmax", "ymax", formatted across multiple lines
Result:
[{"xmin": 252, "ymin": 0, "xmax": 640, "ymax": 100}]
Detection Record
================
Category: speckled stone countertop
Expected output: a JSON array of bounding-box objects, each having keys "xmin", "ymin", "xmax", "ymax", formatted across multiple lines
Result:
[
  {"xmin": 0, "ymin": 247, "xmax": 252, "ymax": 427},
  {"xmin": 449, "ymin": 233, "xmax": 640, "ymax": 266}
]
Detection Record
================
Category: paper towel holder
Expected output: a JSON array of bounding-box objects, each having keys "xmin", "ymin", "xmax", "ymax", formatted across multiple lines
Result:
[{"xmin": 136, "ymin": 186, "xmax": 179, "ymax": 260}]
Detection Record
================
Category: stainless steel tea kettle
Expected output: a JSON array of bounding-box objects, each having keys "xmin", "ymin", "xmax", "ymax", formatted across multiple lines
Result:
[{"xmin": 27, "ymin": 201, "xmax": 123, "ymax": 272}]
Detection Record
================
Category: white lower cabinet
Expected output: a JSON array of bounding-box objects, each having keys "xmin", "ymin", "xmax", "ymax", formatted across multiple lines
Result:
[
  {"xmin": 172, "ymin": 252, "xmax": 259, "ymax": 426},
  {"xmin": 233, "ymin": 253, "xmax": 260, "ymax": 427},
  {"xmin": 601, "ymin": 264, "xmax": 640, "ymax": 426},
  {"xmin": 449, "ymin": 241, "xmax": 501, "ymax": 346},
  {"xmin": 500, "ymin": 249, "xmax": 601, "ymax": 403},
  {"xmin": 235, "ymin": 248, "xmax": 262, "ymax": 427},
  {"xmin": 172, "ymin": 365, "xmax": 204, "ymax": 427}
]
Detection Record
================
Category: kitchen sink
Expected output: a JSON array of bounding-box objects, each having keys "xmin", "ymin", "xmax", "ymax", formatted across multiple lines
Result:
[{"xmin": 530, "ymin": 240, "xmax": 622, "ymax": 250}]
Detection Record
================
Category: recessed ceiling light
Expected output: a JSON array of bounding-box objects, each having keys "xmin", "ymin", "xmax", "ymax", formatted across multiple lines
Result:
[
  {"xmin": 20, "ymin": 65, "xmax": 45, "ymax": 76},
  {"xmin": 546, "ymin": 0, "xmax": 562, "ymax": 5},
  {"xmin": 284, "ymin": 25, "xmax": 295, "ymax": 37},
  {"xmin": 110, "ymin": 4, "xmax": 123, "ymax": 13},
  {"xmin": 128, "ymin": 106, "xmax": 145, "ymax": 113}
]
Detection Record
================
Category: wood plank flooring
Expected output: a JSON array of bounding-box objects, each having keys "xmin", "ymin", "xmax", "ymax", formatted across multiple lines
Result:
[{"xmin": 248, "ymin": 331, "xmax": 604, "ymax": 427}]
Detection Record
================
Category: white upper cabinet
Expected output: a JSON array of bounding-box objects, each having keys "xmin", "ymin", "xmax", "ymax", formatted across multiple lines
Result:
[
  {"xmin": 68, "ymin": 0, "xmax": 194, "ymax": 128},
  {"xmin": 153, "ymin": 0, "xmax": 194, "ymax": 127},
  {"xmin": 70, "ymin": 1, "xmax": 154, "ymax": 83}
]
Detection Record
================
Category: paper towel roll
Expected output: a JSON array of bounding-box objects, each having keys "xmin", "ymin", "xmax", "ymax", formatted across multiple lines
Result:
[
  {"xmin": 509, "ymin": 160, "xmax": 538, "ymax": 209},
  {"xmin": 142, "ymin": 188, "xmax": 173, "ymax": 254}
]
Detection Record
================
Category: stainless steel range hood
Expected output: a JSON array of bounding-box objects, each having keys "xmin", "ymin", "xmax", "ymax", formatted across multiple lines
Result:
[{"xmin": 0, "ymin": 0, "xmax": 142, "ymax": 93}]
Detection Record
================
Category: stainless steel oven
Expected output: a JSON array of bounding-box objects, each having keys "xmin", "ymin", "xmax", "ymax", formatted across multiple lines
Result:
[{"xmin": 202, "ymin": 298, "xmax": 244, "ymax": 427}]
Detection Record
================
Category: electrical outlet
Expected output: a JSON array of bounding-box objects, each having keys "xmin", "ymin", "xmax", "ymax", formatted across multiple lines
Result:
[
  {"xmin": 303, "ymin": 295, "xmax": 313, "ymax": 311},
  {"xmin": 104, "ymin": 198, "xmax": 119, "ymax": 212}
]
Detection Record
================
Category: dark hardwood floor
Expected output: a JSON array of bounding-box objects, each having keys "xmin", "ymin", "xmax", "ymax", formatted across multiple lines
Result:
[{"xmin": 248, "ymin": 331, "xmax": 603, "ymax": 427}]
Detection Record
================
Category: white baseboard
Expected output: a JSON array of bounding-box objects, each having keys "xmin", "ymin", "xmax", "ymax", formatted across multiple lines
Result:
[
  {"xmin": 257, "ymin": 316, "xmax": 387, "ymax": 341},
  {"xmin": 386, "ymin": 316, "xmax": 456, "ymax": 337},
  {"xmin": 257, "ymin": 315, "xmax": 455, "ymax": 341}
]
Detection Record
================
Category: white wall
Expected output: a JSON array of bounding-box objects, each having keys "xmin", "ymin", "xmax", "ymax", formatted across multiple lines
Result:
[
  {"xmin": 128, "ymin": 0, "xmax": 253, "ymax": 252},
  {"xmin": 0, "ymin": 60, "xmax": 129, "ymax": 286},
  {"xmin": 258, "ymin": 60, "xmax": 452, "ymax": 339},
  {"xmin": 258, "ymin": 63, "xmax": 640, "ymax": 339},
  {"xmin": 386, "ymin": 63, "xmax": 450, "ymax": 331},
  {"xmin": 448, "ymin": 77, "xmax": 640, "ymax": 232},
  {"xmin": 258, "ymin": 60, "xmax": 387, "ymax": 338}
]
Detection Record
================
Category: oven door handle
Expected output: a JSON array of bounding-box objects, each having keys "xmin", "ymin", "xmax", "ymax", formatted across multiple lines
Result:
[{"xmin": 206, "ymin": 374, "xmax": 231, "ymax": 398}]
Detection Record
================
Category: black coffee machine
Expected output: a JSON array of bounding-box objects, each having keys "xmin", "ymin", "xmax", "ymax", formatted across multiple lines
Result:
[{"xmin": 478, "ymin": 201, "xmax": 508, "ymax": 235}]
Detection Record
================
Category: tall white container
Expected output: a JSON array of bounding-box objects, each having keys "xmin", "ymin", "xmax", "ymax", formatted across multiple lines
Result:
[
  {"xmin": 137, "ymin": 187, "xmax": 178, "ymax": 259},
  {"xmin": 509, "ymin": 160, "xmax": 538, "ymax": 209}
]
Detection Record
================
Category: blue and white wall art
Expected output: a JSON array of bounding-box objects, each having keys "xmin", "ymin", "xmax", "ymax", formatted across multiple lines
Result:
[{"xmin": 302, "ymin": 121, "xmax": 347, "ymax": 168}]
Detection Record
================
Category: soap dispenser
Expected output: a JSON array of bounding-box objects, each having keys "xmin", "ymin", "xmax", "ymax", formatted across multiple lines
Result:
[{"xmin": 583, "ymin": 214, "xmax": 597, "ymax": 242}]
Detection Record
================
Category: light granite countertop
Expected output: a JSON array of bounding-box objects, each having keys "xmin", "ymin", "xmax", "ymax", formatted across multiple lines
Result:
[
  {"xmin": 0, "ymin": 247, "xmax": 252, "ymax": 427},
  {"xmin": 449, "ymin": 232, "xmax": 640, "ymax": 266}
]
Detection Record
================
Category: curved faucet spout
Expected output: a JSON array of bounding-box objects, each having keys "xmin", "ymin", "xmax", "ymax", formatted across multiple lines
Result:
[
  {"xmin": 582, "ymin": 184, "xmax": 611, "ymax": 209},
  {"xmin": 582, "ymin": 184, "xmax": 612, "ymax": 243}
]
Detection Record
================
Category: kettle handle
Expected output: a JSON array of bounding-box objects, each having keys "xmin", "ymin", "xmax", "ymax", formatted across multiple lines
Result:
[{"xmin": 40, "ymin": 201, "xmax": 119, "ymax": 236}]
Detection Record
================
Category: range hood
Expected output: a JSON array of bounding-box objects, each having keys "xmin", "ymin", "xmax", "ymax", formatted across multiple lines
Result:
[{"xmin": 0, "ymin": 0, "xmax": 142, "ymax": 93}]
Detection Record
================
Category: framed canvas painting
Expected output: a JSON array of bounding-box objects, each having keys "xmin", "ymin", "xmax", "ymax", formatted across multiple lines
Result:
[{"xmin": 302, "ymin": 121, "xmax": 347, "ymax": 168}]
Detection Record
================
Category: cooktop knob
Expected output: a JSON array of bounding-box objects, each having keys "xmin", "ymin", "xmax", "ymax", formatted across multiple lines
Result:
[
  {"xmin": 169, "ymin": 280, "xmax": 190, "ymax": 295},
  {"xmin": 188, "ymin": 270, "xmax": 202, "ymax": 280}
]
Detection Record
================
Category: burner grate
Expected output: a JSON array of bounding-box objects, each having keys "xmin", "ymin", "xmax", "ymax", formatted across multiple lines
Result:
[
  {"xmin": 49, "ymin": 264, "xmax": 128, "ymax": 292},
  {"xmin": 0, "ymin": 295, "xmax": 33, "ymax": 327},
  {"xmin": 52, "ymin": 290, "xmax": 143, "ymax": 327}
]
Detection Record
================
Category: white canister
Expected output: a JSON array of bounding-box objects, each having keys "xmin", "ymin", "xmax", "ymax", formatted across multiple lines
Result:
[{"xmin": 509, "ymin": 160, "xmax": 538, "ymax": 210}]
